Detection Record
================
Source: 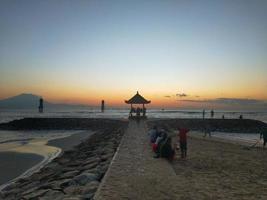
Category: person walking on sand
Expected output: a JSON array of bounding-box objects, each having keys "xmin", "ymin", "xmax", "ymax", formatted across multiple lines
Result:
[
  {"xmin": 202, "ymin": 109, "xmax": 205, "ymax": 119},
  {"xmin": 260, "ymin": 127, "xmax": 267, "ymax": 148},
  {"xmin": 211, "ymin": 109, "xmax": 214, "ymax": 118},
  {"xmin": 203, "ymin": 123, "xmax": 212, "ymax": 138},
  {"xmin": 177, "ymin": 127, "xmax": 190, "ymax": 159}
]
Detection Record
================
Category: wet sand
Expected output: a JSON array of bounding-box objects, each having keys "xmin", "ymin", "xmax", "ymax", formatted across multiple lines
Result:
[
  {"xmin": 0, "ymin": 152, "xmax": 43, "ymax": 185},
  {"xmin": 0, "ymin": 131, "xmax": 93, "ymax": 188},
  {"xmin": 48, "ymin": 130, "xmax": 93, "ymax": 152}
]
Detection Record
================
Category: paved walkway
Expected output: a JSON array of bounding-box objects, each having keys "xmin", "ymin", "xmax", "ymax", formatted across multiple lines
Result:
[{"xmin": 94, "ymin": 120, "xmax": 180, "ymax": 200}]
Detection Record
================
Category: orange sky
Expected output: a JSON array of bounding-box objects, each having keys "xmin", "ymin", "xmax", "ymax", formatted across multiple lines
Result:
[{"xmin": 0, "ymin": 1, "xmax": 267, "ymax": 110}]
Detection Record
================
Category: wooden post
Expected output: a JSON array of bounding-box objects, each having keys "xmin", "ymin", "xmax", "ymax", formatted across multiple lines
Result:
[
  {"xmin": 39, "ymin": 98, "xmax": 43, "ymax": 113},
  {"xmin": 101, "ymin": 100, "xmax": 105, "ymax": 112}
]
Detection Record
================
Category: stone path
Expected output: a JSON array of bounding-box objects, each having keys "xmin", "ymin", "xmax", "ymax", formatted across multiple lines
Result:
[{"xmin": 94, "ymin": 120, "xmax": 180, "ymax": 200}]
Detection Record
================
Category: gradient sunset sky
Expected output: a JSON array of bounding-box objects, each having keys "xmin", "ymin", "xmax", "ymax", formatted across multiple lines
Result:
[{"xmin": 0, "ymin": 0, "xmax": 267, "ymax": 109}]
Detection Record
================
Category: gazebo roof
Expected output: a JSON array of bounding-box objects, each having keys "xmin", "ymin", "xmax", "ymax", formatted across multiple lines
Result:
[{"xmin": 125, "ymin": 92, "xmax": 151, "ymax": 104}]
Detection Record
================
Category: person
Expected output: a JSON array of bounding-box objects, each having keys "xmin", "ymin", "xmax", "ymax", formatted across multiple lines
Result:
[
  {"xmin": 148, "ymin": 125, "xmax": 159, "ymax": 144},
  {"xmin": 203, "ymin": 123, "xmax": 212, "ymax": 138},
  {"xmin": 136, "ymin": 107, "xmax": 141, "ymax": 117},
  {"xmin": 177, "ymin": 127, "xmax": 189, "ymax": 159},
  {"xmin": 143, "ymin": 107, "xmax": 146, "ymax": 116},
  {"xmin": 211, "ymin": 109, "xmax": 214, "ymax": 118},
  {"xmin": 160, "ymin": 137, "xmax": 175, "ymax": 161},
  {"xmin": 222, "ymin": 115, "xmax": 225, "ymax": 119},
  {"xmin": 260, "ymin": 127, "xmax": 267, "ymax": 148},
  {"xmin": 202, "ymin": 109, "xmax": 205, "ymax": 119},
  {"xmin": 239, "ymin": 115, "xmax": 243, "ymax": 119},
  {"xmin": 154, "ymin": 129, "xmax": 167, "ymax": 158}
]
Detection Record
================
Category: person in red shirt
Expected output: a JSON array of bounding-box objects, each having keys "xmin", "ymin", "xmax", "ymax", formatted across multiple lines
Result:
[{"xmin": 177, "ymin": 127, "xmax": 190, "ymax": 159}]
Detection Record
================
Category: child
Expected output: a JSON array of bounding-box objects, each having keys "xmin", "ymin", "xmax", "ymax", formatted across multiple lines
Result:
[{"xmin": 177, "ymin": 127, "xmax": 190, "ymax": 159}]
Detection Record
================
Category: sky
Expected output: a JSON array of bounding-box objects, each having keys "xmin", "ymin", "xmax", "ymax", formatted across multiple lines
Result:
[{"xmin": 0, "ymin": 0, "xmax": 267, "ymax": 110}]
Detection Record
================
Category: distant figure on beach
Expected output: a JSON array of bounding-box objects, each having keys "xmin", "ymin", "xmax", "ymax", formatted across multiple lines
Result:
[
  {"xmin": 239, "ymin": 115, "xmax": 243, "ymax": 119},
  {"xmin": 177, "ymin": 127, "xmax": 190, "ymax": 159},
  {"xmin": 202, "ymin": 109, "xmax": 205, "ymax": 119},
  {"xmin": 260, "ymin": 127, "xmax": 267, "ymax": 148},
  {"xmin": 211, "ymin": 110, "xmax": 214, "ymax": 118},
  {"xmin": 130, "ymin": 107, "xmax": 136, "ymax": 117},
  {"xmin": 39, "ymin": 98, "xmax": 43, "ymax": 113},
  {"xmin": 136, "ymin": 107, "xmax": 141, "ymax": 117},
  {"xmin": 203, "ymin": 123, "xmax": 212, "ymax": 138},
  {"xmin": 143, "ymin": 107, "xmax": 146, "ymax": 116},
  {"xmin": 222, "ymin": 115, "xmax": 225, "ymax": 119}
]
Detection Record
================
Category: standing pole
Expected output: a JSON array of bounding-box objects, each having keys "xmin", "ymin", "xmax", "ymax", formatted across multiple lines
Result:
[
  {"xmin": 101, "ymin": 100, "xmax": 105, "ymax": 112},
  {"xmin": 39, "ymin": 98, "xmax": 43, "ymax": 113}
]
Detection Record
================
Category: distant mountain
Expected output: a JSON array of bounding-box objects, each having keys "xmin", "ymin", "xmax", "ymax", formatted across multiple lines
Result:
[{"xmin": 0, "ymin": 93, "xmax": 91, "ymax": 109}]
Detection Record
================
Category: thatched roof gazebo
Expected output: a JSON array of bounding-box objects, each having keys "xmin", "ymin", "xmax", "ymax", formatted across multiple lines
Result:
[{"xmin": 125, "ymin": 91, "xmax": 151, "ymax": 118}]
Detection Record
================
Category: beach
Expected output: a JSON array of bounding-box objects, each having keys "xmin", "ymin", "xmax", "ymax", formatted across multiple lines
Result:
[
  {"xmin": 171, "ymin": 135, "xmax": 267, "ymax": 200},
  {"xmin": 0, "ymin": 118, "xmax": 266, "ymax": 199}
]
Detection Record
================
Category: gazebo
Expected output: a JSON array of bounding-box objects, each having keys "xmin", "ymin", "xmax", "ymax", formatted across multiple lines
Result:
[{"xmin": 125, "ymin": 91, "xmax": 151, "ymax": 118}]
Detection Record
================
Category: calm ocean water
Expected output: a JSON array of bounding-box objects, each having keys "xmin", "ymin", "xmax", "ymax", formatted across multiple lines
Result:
[{"xmin": 1, "ymin": 108, "xmax": 267, "ymax": 124}]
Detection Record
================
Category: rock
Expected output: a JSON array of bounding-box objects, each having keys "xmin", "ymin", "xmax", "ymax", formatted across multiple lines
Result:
[
  {"xmin": 56, "ymin": 157, "xmax": 70, "ymax": 165},
  {"xmin": 60, "ymin": 170, "xmax": 80, "ymax": 179},
  {"xmin": 61, "ymin": 195, "xmax": 83, "ymax": 200},
  {"xmin": 64, "ymin": 181, "xmax": 99, "ymax": 195},
  {"xmin": 82, "ymin": 158, "xmax": 100, "ymax": 166},
  {"xmin": 83, "ymin": 193, "xmax": 94, "ymax": 199},
  {"xmin": 17, "ymin": 181, "xmax": 40, "ymax": 192},
  {"xmin": 83, "ymin": 181, "xmax": 99, "ymax": 194},
  {"xmin": 39, "ymin": 189, "xmax": 65, "ymax": 200},
  {"xmin": 80, "ymin": 162, "xmax": 98, "ymax": 171},
  {"xmin": 58, "ymin": 179, "xmax": 74, "ymax": 188},
  {"xmin": 23, "ymin": 189, "xmax": 50, "ymax": 199},
  {"xmin": 73, "ymin": 173, "xmax": 98, "ymax": 186},
  {"xmin": 22, "ymin": 185, "xmax": 41, "ymax": 196},
  {"xmin": 63, "ymin": 185, "xmax": 84, "ymax": 195}
]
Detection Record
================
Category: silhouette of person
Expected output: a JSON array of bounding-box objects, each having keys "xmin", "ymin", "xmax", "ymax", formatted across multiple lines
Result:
[
  {"xmin": 211, "ymin": 110, "xmax": 214, "ymax": 118},
  {"xmin": 202, "ymin": 109, "xmax": 205, "ymax": 119}
]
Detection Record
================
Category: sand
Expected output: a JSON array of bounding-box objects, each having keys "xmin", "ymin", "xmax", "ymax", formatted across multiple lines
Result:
[
  {"xmin": 171, "ymin": 134, "xmax": 267, "ymax": 200},
  {"xmin": 96, "ymin": 120, "xmax": 267, "ymax": 200},
  {"xmin": 48, "ymin": 130, "xmax": 93, "ymax": 152}
]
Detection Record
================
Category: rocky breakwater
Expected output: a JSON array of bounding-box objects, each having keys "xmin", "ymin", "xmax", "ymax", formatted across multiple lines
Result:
[
  {"xmin": 148, "ymin": 118, "xmax": 267, "ymax": 133},
  {"xmin": 0, "ymin": 118, "xmax": 128, "ymax": 200}
]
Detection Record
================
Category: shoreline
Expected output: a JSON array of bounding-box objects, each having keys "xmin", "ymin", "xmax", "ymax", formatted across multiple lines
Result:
[
  {"xmin": 0, "ymin": 130, "xmax": 93, "ymax": 191},
  {"xmin": 0, "ymin": 119, "xmax": 128, "ymax": 199}
]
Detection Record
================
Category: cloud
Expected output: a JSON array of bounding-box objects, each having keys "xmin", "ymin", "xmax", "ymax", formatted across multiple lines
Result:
[
  {"xmin": 164, "ymin": 95, "xmax": 171, "ymax": 98},
  {"xmin": 176, "ymin": 93, "xmax": 188, "ymax": 98}
]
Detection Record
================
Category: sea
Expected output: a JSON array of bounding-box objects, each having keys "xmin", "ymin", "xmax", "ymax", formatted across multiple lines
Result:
[
  {"xmin": 1, "ymin": 108, "xmax": 267, "ymax": 124},
  {"xmin": 1, "ymin": 108, "xmax": 266, "ymax": 144}
]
